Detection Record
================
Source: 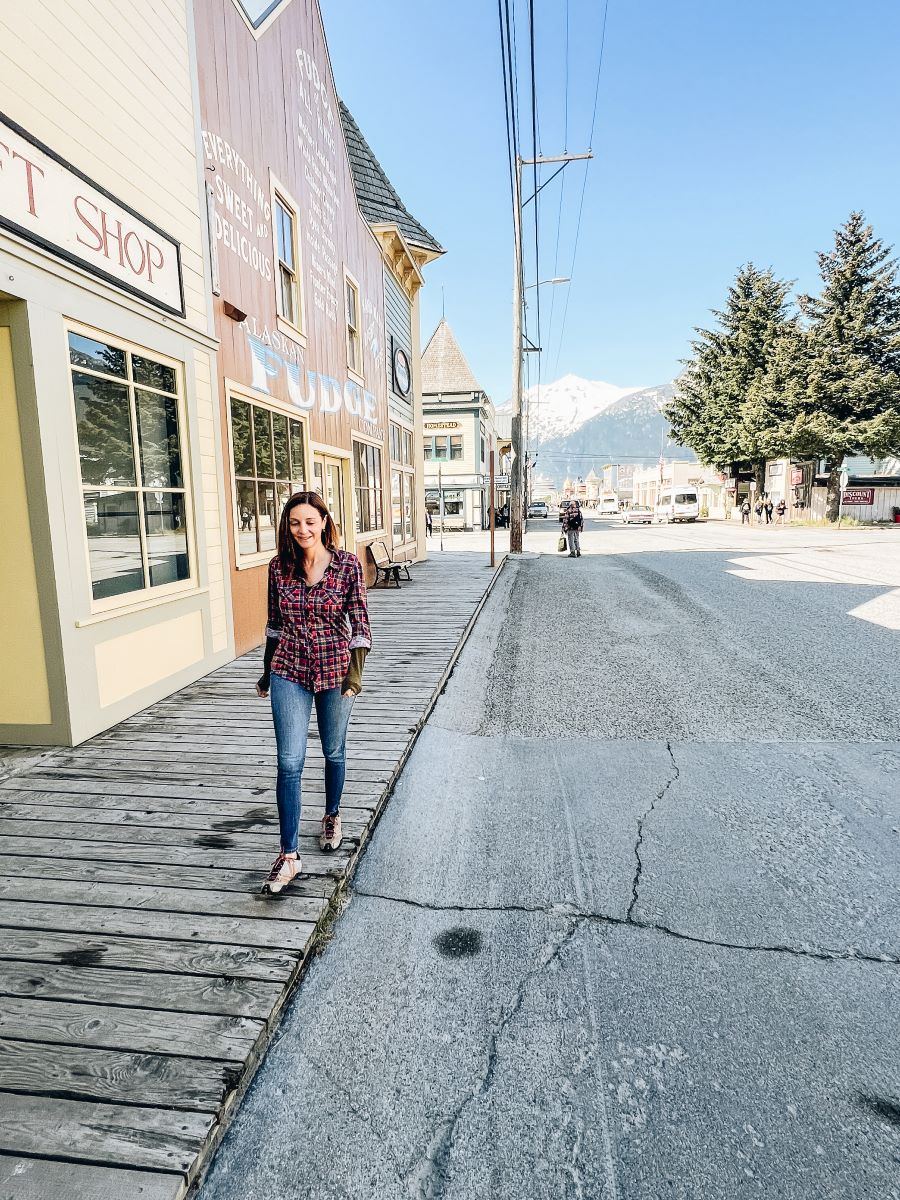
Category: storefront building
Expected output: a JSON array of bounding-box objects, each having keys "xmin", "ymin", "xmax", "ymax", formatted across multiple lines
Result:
[
  {"xmin": 421, "ymin": 319, "xmax": 495, "ymax": 531},
  {"xmin": 194, "ymin": 0, "xmax": 441, "ymax": 654},
  {"xmin": 1, "ymin": 4, "xmax": 231, "ymax": 745}
]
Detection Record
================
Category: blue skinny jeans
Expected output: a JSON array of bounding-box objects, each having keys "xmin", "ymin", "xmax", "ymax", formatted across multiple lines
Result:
[{"xmin": 270, "ymin": 673, "xmax": 355, "ymax": 854}]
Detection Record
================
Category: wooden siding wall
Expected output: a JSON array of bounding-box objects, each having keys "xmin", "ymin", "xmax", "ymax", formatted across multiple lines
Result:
[
  {"xmin": 384, "ymin": 267, "xmax": 414, "ymax": 426},
  {"xmin": 195, "ymin": 0, "xmax": 394, "ymax": 652}
]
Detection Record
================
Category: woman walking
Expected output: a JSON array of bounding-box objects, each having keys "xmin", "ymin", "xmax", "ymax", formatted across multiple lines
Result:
[{"xmin": 256, "ymin": 491, "xmax": 371, "ymax": 894}]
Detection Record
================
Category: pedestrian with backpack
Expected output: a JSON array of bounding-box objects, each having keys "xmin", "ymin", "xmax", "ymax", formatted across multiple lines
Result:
[
  {"xmin": 740, "ymin": 498, "xmax": 751, "ymax": 525},
  {"xmin": 562, "ymin": 500, "xmax": 584, "ymax": 557}
]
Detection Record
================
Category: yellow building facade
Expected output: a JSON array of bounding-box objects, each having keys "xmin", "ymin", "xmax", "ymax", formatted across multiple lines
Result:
[{"xmin": 0, "ymin": 1, "xmax": 232, "ymax": 744}]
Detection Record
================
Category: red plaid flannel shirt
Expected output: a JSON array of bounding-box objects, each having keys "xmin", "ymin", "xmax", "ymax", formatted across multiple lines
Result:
[{"xmin": 266, "ymin": 550, "xmax": 372, "ymax": 692}]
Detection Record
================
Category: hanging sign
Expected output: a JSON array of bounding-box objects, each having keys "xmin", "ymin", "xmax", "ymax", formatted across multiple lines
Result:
[
  {"xmin": 0, "ymin": 112, "xmax": 184, "ymax": 316},
  {"xmin": 842, "ymin": 488, "xmax": 874, "ymax": 505}
]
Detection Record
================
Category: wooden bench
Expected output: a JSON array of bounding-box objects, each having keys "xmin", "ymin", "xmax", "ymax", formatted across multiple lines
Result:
[{"xmin": 367, "ymin": 539, "xmax": 412, "ymax": 588}]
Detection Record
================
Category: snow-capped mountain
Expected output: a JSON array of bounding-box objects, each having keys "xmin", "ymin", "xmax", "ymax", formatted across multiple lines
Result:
[
  {"xmin": 499, "ymin": 374, "xmax": 643, "ymax": 444},
  {"xmin": 532, "ymin": 380, "xmax": 694, "ymax": 486}
]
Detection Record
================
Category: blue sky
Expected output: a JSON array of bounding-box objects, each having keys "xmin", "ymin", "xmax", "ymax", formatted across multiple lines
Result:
[{"xmin": 322, "ymin": 0, "xmax": 900, "ymax": 405}]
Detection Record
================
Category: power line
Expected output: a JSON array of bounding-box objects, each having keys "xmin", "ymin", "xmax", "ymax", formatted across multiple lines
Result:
[{"xmin": 552, "ymin": 0, "xmax": 610, "ymax": 375}]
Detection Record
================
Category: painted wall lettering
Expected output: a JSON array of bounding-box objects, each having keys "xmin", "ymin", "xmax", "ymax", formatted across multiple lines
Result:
[{"xmin": 0, "ymin": 115, "xmax": 183, "ymax": 314}]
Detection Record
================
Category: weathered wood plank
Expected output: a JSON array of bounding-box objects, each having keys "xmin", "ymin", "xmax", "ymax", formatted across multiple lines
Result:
[
  {"xmin": 0, "ymin": 996, "xmax": 261, "ymax": 1061},
  {"xmin": 0, "ymin": 876, "xmax": 327, "ymax": 925},
  {"xmin": 0, "ymin": 928, "xmax": 298, "ymax": 982},
  {"xmin": 0, "ymin": 835, "xmax": 352, "ymax": 877},
  {"xmin": 1, "ymin": 775, "xmax": 379, "ymax": 801},
  {"xmin": 0, "ymin": 791, "xmax": 373, "ymax": 824},
  {"xmin": 0, "ymin": 1091, "xmax": 212, "ymax": 1171},
  {"xmin": 0, "ymin": 898, "xmax": 317, "ymax": 951},
  {"xmin": 0, "ymin": 855, "xmax": 331, "ymax": 898},
  {"xmin": 0, "ymin": 1155, "xmax": 181, "ymax": 1200},
  {"xmin": 0, "ymin": 1038, "xmax": 235, "ymax": 1110},
  {"xmin": 0, "ymin": 959, "xmax": 281, "ymax": 1018}
]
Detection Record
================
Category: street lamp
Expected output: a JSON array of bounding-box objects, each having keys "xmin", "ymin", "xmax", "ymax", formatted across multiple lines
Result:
[{"xmin": 524, "ymin": 277, "xmax": 571, "ymax": 290}]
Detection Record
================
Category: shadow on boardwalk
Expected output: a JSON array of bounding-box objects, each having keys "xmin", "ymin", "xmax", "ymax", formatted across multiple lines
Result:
[{"xmin": 0, "ymin": 553, "xmax": 502, "ymax": 1200}]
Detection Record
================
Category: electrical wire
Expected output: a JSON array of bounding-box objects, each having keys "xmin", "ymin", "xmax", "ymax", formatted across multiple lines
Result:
[{"xmin": 552, "ymin": 0, "xmax": 610, "ymax": 375}]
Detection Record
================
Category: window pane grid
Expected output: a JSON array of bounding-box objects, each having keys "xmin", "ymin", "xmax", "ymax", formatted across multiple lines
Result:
[
  {"xmin": 353, "ymin": 440, "xmax": 383, "ymax": 534},
  {"xmin": 70, "ymin": 331, "xmax": 189, "ymax": 601},
  {"xmin": 233, "ymin": 399, "xmax": 306, "ymax": 559}
]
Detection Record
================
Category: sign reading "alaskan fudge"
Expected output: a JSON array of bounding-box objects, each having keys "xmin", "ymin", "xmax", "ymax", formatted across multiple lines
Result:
[{"xmin": 0, "ymin": 113, "xmax": 184, "ymax": 316}]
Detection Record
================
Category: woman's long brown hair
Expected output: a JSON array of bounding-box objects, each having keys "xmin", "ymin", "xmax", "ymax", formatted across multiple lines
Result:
[{"xmin": 277, "ymin": 491, "xmax": 341, "ymax": 579}]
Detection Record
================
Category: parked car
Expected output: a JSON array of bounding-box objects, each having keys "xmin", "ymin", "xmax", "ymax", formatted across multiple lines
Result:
[
  {"xmin": 558, "ymin": 500, "xmax": 572, "ymax": 523},
  {"xmin": 623, "ymin": 505, "xmax": 654, "ymax": 524},
  {"xmin": 528, "ymin": 501, "xmax": 549, "ymax": 518}
]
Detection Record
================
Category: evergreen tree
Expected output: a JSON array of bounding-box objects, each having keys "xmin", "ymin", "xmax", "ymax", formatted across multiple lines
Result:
[
  {"xmin": 790, "ymin": 212, "xmax": 900, "ymax": 520},
  {"xmin": 667, "ymin": 264, "xmax": 797, "ymax": 489}
]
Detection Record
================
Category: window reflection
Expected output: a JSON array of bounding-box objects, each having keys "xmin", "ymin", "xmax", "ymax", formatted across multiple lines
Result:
[
  {"xmin": 84, "ymin": 490, "xmax": 144, "ymax": 599},
  {"xmin": 145, "ymin": 494, "xmax": 189, "ymax": 587},
  {"xmin": 136, "ymin": 389, "xmax": 183, "ymax": 488},
  {"xmin": 73, "ymin": 373, "xmax": 136, "ymax": 487},
  {"xmin": 68, "ymin": 333, "xmax": 126, "ymax": 378},
  {"xmin": 257, "ymin": 481, "xmax": 277, "ymax": 551}
]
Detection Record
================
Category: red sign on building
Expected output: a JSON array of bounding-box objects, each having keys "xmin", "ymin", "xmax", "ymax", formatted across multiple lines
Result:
[{"xmin": 842, "ymin": 488, "xmax": 875, "ymax": 505}]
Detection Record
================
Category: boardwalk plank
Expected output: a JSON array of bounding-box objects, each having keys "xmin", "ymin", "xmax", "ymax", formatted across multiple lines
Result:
[
  {"xmin": 0, "ymin": 996, "xmax": 261, "ymax": 1061},
  {"xmin": 0, "ymin": 1039, "xmax": 235, "ymax": 1110},
  {"xmin": 0, "ymin": 928, "xmax": 298, "ymax": 981},
  {"xmin": 0, "ymin": 1155, "xmax": 181, "ymax": 1200},
  {"xmin": 0, "ymin": 960, "xmax": 282, "ymax": 1017},
  {"xmin": 0, "ymin": 1091, "xmax": 212, "ymax": 1171},
  {"xmin": 0, "ymin": 876, "xmax": 327, "ymax": 924}
]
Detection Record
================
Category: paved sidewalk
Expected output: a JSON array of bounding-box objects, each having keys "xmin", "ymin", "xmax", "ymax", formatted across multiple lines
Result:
[{"xmin": 0, "ymin": 553, "xmax": 503, "ymax": 1200}]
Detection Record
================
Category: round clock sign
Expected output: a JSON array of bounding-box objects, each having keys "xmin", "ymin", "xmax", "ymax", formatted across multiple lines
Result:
[{"xmin": 393, "ymin": 345, "xmax": 411, "ymax": 396}]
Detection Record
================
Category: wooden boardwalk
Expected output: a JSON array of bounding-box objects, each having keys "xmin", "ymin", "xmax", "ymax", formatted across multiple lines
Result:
[{"xmin": 0, "ymin": 552, "xmax": 502, "ymax": 1200}]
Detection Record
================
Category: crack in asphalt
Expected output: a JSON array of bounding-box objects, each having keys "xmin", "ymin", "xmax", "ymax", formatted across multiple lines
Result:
[
  {"xmin": 351, "ymin": 888, "xmax": 900, "ymax": 967},
  {"xmin": 402, "ymin": 917, "xmax": 584, "ymax": 1200},
  {"xmin": 627, "ymin": 739, "xmax": 680, "ymax": 922}
]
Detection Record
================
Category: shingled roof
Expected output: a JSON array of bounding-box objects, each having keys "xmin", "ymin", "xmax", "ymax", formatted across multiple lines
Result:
[
  {"xmin": 421, "ymin": 319, "xmax": 483, "ymax": 395},
  {"xmin": 339, "ymin": 101, "xmax": 443, "ymax": 256}
]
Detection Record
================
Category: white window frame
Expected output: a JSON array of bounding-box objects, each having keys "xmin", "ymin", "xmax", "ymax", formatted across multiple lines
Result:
[
  {"xmin": 226, "ymin": 382, "xmax": 311, "ymax": 570},
  {"xmin": 344, "ymin": 269, "xmax": 364, "ymax": 384},
  {"xmin": 66, "ymin": 320, "xmax": 197, "ymax": 616},
  {"xmin": 352, "ymin": 434, "xmax": 386, "ymax": 537},
  {"xmin": 270, "ymin": 175, "xmax": 306, "ymax": 345}
]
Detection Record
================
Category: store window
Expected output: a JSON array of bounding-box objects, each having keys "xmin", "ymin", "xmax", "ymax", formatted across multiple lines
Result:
[
  {"xmin": 231, "ymin": 397, "xmax": 306, "ymax": 559},
  {"xmin": 69, "ymin": 330, "xmax": 190, "ymax": 603},
  {"xmin": 424, "ymin": 435, "xmax": 449, "ymax": 461},
  {"xmin": 390, "ymin": 421, "xmax": 415, "ymax": 545},
  {"xmin": 345, "ymin": 273, "xmax": 362, "ymax": 378},
  {"xmin": 450, "ymin": 435, "xmax": 463, "ymax": 461},
  {"xmin": 425, "ymin": 489, "xmax": 463, "ymax": 517},
  {"xmin": 353, "ymin": 440, "xmax": 383, "ymax": 534},
  {"xmin": 274, "ymin": 192, "xmax": 301, "ymax": 332}
]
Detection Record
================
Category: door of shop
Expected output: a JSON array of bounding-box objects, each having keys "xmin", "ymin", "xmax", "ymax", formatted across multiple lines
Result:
[{"xmin": 313, "ymin": 454, "xmax": 347, "ymax": 539}]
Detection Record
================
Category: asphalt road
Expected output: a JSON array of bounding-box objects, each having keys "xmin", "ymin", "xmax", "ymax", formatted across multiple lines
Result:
[{"xmin": 198, "ymin": 518, "xmax": 900, "ymax": 1200}]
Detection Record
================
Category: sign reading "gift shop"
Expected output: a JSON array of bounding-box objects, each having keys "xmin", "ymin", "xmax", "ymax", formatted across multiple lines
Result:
[{"xmin": 0, "ymin": 113, "xmax": 184, "ymax": 316}]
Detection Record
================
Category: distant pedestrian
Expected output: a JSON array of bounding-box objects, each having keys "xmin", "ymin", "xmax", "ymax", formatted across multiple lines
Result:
[
  {"xmin": 425, "ymin": 509, "xmax": 433, "ymax": 536},
  {"xmin": 740, "ymin": 498, "xmax": 751, "ymax": 525},
  {"xmin": 764, "ymin": 497, "xmax": 774, "ymax": 524},
  {"xmin": 776, "ymin": 498, "xmax": 787, "ymax": 525},
  {"xmin": 754, "ymin": 498, "xmax": 764, "ymax": 524},
  {"xmin": 256, "ymin": 491, "xmax": 371, "ymax": 894},
  {"xmin": 562, "ymin": 499, "xmax": 583, "ymax": 557}
]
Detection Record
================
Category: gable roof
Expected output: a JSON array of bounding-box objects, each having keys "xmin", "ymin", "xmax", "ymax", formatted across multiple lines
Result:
[
  {"xmin": 339, "ymin": 101, "xmax": 443, "ymax": 257},
  {"xmin": 421, "ymin": 319, "xmax": 482, "ymax": 395}
]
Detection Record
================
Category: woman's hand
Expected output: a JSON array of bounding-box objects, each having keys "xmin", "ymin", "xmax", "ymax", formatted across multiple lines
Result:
[
  {"xmin": 256, "ymin": 676, "xmax": 270, "ymax": 698},
  {"xmin": 341, "ymin": 687, "xmax": 358, "ymax": 699}
]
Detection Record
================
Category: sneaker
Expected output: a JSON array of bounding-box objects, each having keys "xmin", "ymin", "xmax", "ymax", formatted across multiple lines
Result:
[
  {"xmin": 320, "ymin": 812, "xmax": 343, "ymax": 853},
  {"xmin": 261, "ymin": 852, "xmax": 302, "ymax": 894},
  {"xmin": 568, "ymin": 552, "xmax": 576, "ymax": 557},
  {"xmin": 576, "ymin": 551, "xmax": 582, "ymax": 557}
]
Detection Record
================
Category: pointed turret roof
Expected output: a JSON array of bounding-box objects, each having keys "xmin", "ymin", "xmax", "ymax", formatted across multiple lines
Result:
[{"xmin": 421, "ymin": 319, "xmax": 482, "ymax": 395}]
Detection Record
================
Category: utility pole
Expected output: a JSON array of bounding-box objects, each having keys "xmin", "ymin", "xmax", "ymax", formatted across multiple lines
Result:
[
  {"xmin": 489, "ymin": 448, "xmax": 496, "ymax": 568},
  {"xmin": 509, "ymin": 151, "xmax": 592, "ymax": 554}
]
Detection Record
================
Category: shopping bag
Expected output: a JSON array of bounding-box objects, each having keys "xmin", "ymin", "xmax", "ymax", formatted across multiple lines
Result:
[{"xmin": 557, "ymin": 535, "xmax": 566, "ymax": 553}]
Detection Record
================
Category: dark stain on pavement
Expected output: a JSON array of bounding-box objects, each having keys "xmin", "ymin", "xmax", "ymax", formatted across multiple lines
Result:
[
  {"xmin": 433, "ymin": 926, "xmax": 483, "ymax": 958},
  {"xmin": 859, "ymin": 1094, "xmax": 900, "ymax": 1126}
]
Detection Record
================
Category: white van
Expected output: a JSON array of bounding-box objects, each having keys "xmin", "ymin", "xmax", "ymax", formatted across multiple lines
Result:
[
  {"xmin": 599, "ymin": 494, "xmax": 619, "ymax": 515},
  {"xmin": 655, "ymin": 486, "xmax": 700, "ymax": 523}
]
